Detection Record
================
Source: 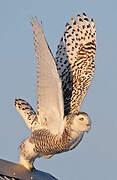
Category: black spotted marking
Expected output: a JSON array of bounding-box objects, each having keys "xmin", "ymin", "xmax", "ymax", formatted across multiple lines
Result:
[
  {"xmin": 55, "ymin": 13, "xmax": 96, "ymax": 116},
  {"xmin": 72, "ymin": 47, "xmax": 74, "ymax": 51},
  {"xmin": 73, "ymin": 21, "xmax": 76, "ymax": 25},
  {"xmin": 67, "ymin": 34, "xmax": 72, "ymax": 38},
  {"xmin": 23, "ymin": 107, "xmax": 32, "ymax": 110},
  {"xmin": 83, "ymin": 12, "xmax": 86, "ymax": 16},
  {"xmin": 15, "ymin": 98, "xmax": 37, "ymax": 128},
  {"xmin": 82, "ymin": 25, "xmax": 85, "ymax": 29},
  {"xmin": 72, "ymin": 38, "xmax": 75, "ymax": 41},
  {"xmin": 87, "ymin": 24, "xmax": 90, "ymax": 28},
  {"xmin": 64, "ymin": 60, "xmax": 68, "ymax": 64},
  {"xmin": 91, "ymin": 18, "xmax": 94, "ymax": 22},
  {"xmin": 64, "ymin": 31, "xmax": 69, "ymax": 35},
  {"xmin": 84, "ymin": 17, "xmax": 88, "ymax": 21},
  {"xmin": 77, "ymin": 14, "xmax": 81, "ymax": 19},
  {"xmin": 64, "ymin": 38, "xmax": 67, "ymax": 42},
  {"xmin": 79, "ymin": 18, "xmax": 83, "ymax": 22},
  {"xmin": 83, "ymin": 46, "xmax": 96, "ymax": 51},
  {"xmin": 67, "ymin": 25, "xmax": 72, "ymax": 30},
  {"xmin": 65, "ymin": 22, "xmax": 70, "ymax": 27},
  {"xmin": 67, "ymin": 43, "xmax": 70, "ymax": 46}
]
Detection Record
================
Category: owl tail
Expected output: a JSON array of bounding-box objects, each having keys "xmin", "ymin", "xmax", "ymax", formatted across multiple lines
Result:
[{"xmin": 14, "ymin": 98, "xmax": 39, "ymax": 131}]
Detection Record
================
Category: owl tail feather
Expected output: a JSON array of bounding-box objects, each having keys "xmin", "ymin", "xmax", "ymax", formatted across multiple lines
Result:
[{"xmin": 14, "ymin": 98, "xmax": 39, "ymax": 131}]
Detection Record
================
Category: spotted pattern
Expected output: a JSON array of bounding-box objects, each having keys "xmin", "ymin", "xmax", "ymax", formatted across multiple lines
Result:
[
  {"xmin": 22, "ymin": 114, "xmax": 84, "ymax": 157},
  {"xmin": 15, "ymin": 99, "xmax": 38, "ymax": 131},
  {"xmin": 16, "ymin": 13, "xmax": 96, "ymax": 170},
  {"xmin": 55, "ymin": 13, "xmax": 96, "ymax": 115}
]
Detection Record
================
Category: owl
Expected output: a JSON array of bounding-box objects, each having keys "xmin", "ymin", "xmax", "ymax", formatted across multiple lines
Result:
[{"xmin": 14, "ymin": 13, "xmax": 96, "ymax": 170}]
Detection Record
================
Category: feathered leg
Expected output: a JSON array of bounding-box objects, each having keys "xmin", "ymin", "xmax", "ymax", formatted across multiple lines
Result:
[{"xmin": 18, "ymin": 138, "xmax": 38, "ymax": 170}]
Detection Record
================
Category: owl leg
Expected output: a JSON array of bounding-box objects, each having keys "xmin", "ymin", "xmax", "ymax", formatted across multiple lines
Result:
[
  {"xmin": 43, "ymin": 154, "xmax": 53, "ymax": 159},
  {"xmin": 15, "ymin": 98, "xmax": 39, "ymax": 131},
  {"xmin": 18, "ymin": 138, "xmax": 38, "ymax": 171},
  {"xmin": 19, "ymin": 153, "xmax": 35, "ymax": 171}
]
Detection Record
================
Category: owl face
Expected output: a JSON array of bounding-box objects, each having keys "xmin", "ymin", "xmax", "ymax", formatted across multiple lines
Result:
[
  {"xmin": 77, "ymin": 112, "xmax": 91, "ymax": 132},
  {"xmin": 71, "ymin": 112, "xmax": 91, "ymax": 134}
]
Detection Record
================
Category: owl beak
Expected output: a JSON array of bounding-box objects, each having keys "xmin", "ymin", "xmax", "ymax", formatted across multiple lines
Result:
[{"xmin": 86, "ymin": 123, "xmax": 91, "ymax": 133}]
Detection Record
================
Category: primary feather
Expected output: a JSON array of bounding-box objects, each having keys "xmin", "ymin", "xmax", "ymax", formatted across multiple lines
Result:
[
  {"xmin": 30, "ymin": 17, "xmax": 64, "ymax": 135},
  {"xmin": 55, "ymin": 13, "xmax": 96, "ymax": 115}
]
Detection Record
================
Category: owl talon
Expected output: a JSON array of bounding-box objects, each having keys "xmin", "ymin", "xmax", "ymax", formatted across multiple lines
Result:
[{"xmin": 19, "ymin": 155, "xmax": 34, "ymax": 171}]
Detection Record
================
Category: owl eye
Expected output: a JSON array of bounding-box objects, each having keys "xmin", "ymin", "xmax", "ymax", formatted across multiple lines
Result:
[{"xmin": 79, "ymin": 117, "xmax": 84, "ymax": 121}]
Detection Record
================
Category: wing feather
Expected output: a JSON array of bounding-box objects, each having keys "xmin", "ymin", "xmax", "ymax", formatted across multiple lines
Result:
[
  {"xmin": 14, "ymin": 98, "xmax": 39, "ymax": 131},
  {"xmin": 30, "ymin": 17, "xmax": 64, "ymax": 135},
  {"xmin": 55, "ymin": 13, "xmax": 96, "ymax": 115}
]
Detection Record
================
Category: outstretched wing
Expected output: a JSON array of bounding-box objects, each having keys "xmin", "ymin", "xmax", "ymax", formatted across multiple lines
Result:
[
  {"xmin": 15, "ymin": 98, "xmax": 39, "ymax": 131},
  {"xmin": 55, "ymin": 13, "xmax": 96, "ymax": 115},
  {"xmin": 30, "ymin": 17, "xmax": 64, "ymax": 135}
]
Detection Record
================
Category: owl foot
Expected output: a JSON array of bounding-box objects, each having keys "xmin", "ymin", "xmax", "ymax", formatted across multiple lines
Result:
[{"xmin": 18, "ymin": 155, "xmax": 35, "ymax": 171}]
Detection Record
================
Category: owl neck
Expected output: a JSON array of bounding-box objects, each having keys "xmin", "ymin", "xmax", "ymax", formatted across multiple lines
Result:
[{"xmin": 60, "ymin": 115, "xmax": 84, "ymax": 150}]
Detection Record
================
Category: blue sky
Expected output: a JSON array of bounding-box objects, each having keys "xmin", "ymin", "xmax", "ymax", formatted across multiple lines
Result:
[{"xmin": 0, "ymin": 0, "xmax": 117, "ymax": 179}]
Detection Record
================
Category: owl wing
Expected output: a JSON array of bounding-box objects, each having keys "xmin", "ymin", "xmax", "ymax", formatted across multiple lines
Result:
[
  {"xmin": 30, "ymin": 17, "xmax": 64, "ymax": 135},
  {"xmin": 15, "ymin": 98, "xmax": 39, "ymax": 131},
  {"xmin": 55, "ymin": 13, "xmax": 96, "ymax": 115}
]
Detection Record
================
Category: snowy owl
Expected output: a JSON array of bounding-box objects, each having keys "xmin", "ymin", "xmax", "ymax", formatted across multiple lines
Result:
[{"xmin": 15, "ymin": 13, "xmax": 96, "ymax": 170}]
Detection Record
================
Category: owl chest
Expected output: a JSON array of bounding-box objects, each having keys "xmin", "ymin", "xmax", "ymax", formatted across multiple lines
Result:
[{"xmin": 66, "ymin": 133, "xmax": 84, "ymax": 151}]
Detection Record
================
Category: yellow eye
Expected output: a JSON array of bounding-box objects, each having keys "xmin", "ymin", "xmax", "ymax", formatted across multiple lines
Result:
[{"xmin": 79, "ymin": 117, "xmax": 84, "ymax": 121}]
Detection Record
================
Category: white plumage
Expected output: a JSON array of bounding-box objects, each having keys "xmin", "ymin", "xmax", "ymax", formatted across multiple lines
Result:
[{"xmin": 14, "ymin": 13, "xmax": 96, "ymax": 170}]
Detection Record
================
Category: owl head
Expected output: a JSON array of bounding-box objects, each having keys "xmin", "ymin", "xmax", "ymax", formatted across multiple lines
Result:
[{"xmin": 71, "ymin": 112, "xmax": 91, "ymax": 133}]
